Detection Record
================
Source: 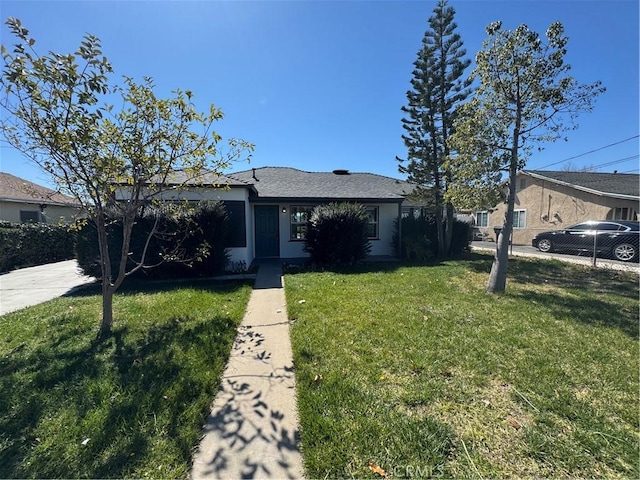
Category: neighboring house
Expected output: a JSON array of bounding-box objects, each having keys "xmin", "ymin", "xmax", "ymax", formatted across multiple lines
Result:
[
  {"xmin": 0, "ymin": 172, "xmax": 81, "ymax": 223},
  {"xmin": 128, "ymin": 166, "xmax": 414, "ymax": 266},
  {"xmin": 474, "ymin": 170, "xmax": 640, "ymax": 245}
]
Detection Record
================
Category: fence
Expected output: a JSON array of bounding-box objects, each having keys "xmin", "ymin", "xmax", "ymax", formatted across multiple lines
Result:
[{"xmin": 473, "ymin": 223, "xmax": 639, "ymax": 268}]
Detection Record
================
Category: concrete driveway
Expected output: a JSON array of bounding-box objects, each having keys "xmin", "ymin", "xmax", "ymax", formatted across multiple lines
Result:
[{"xmin": 0, "ymin": 260, "xmax": 95, "ymax": 316}]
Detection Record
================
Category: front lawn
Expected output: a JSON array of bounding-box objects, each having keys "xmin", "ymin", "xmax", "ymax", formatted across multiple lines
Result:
[
  {"xmin": 0, "ymin": 279, "xmax": 253, "ymax": 478},
  {"xmin": 286, "ymin": 255, "xmax": 639, "ymax": 478}
]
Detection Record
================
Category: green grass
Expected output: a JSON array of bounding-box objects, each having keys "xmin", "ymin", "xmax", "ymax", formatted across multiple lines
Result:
[
  {"xmin": 286, "ymin": 254, "xmax": 639, "ymax": 478},
  {"xmin": 0, "ymin": 279, "xmax": 253, "ymax": 478}
]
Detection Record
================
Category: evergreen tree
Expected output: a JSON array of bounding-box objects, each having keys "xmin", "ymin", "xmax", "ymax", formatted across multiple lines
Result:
[{"xmin": 398, "ymin": 0, "xmax": 471, "ymax": 258}]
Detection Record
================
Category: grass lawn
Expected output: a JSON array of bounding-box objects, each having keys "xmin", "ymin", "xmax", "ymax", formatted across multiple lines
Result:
[
  {"xmin": 0, "ymin": 279, "xmax": 253, "ymax": 478},
  {"xmin": 286, "ymin": 254, "xmax": 639, "ymax": 478}
]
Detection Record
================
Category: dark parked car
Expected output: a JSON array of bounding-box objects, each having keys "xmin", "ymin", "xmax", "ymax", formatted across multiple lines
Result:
[{"xmin": 532, "ymin": 220, "xmax": 640, "ymax": 262}]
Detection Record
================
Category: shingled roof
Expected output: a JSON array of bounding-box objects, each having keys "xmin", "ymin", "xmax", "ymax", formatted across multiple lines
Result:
[
  {"xmin": 229, "ymin": 167, "xmax": 413, "ymax": 202},
  {"xmin": 523, "ymin": 170, "xmax": 640, "ymax": 200},
  {"xmin": 0, "ymin": 172, "xmax": 79, "ymax": 206}
]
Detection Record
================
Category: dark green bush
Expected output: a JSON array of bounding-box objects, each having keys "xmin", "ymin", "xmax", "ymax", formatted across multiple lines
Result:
[
  {"xmin": 0, "ymin": 221, "xmax": 75, "ymax": 272},
  {"xmin": 75, "ymin": 201, "xmax": 230, "ymax": 280},
  {"xmin": 394, "ymin": 215, "xmax": 471, "ymax": 261},
  {"xmin": 303, "ymin": 202, "xmax": 372, "ymax": 266}
]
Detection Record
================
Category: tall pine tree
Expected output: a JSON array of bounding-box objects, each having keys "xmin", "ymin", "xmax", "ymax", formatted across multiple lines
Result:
[{"xmin": 398, "ymin": 0, "xmax": 471, "ymax": 257}]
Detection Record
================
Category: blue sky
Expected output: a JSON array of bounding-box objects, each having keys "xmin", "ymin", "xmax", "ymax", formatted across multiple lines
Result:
[{"xmin": 1, "ymin": 0, "xmax": 638, "ymax": 190}]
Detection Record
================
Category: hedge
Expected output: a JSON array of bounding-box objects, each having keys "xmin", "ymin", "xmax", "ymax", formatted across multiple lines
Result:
[
  {"xmin": 0, "ymin": 221, "xmax": 76, "ymax": 273},
  {"xmin": 75, "ymin": 200, "xmax": 231, "ymax": 280},
  {"xmin": 394, "ymin": 215, "xmax": 471, "ymax": 261},
  {"xmin": 303, "ymin": 202, "xmax": 372, "ymax": 266}
]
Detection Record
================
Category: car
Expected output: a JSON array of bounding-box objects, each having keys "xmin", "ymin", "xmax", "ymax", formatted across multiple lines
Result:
[{"xmin": 531, "ymin": 220, "xmax": 640, "ymax": 262}]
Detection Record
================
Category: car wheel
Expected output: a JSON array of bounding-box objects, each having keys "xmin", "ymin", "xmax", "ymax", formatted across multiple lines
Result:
[
  {"xmin": 613, "ymin": 243, "xmax": 638, "ymax": 262},
  {"xmin": 537, "ymin": 239, "xmax": 553, "ymax": 253}
]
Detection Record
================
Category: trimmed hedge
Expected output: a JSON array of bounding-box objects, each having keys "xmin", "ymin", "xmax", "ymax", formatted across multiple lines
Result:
[
  {"xmin": 394, "ymin": 215, "xmax": 471, "ymax": 261},
  {"xmin": 303, "ymin": 202, "xmax": 372, "ymax": 266},
  {"xmin": 0, "ymin": 221, "xmax": 76, "ymax": 272},
  {"xmin": 75, "ymin": 201, "xmax": 230, "ymax": 280}
]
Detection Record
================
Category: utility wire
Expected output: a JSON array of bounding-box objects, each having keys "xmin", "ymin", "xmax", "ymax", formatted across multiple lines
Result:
[{"xmin": 537, "ymin": 135, "xmax": 639, "ymax": 169}]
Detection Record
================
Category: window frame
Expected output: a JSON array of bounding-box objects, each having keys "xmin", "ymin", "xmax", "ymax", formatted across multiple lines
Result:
[
  {"xmin": 475, "ymin": 211, "xmax": 489, "ymax": 228},
  {"xmin": 365, "ymin": 206, "xmax": 379, "ymax": 240},
  {"xmin": 290, "ymin": 205, "xmax": 314, "ymax": 241},
  {"xmin": 513, "ymin": 209, "xmax": 527, "ymax": 229}
]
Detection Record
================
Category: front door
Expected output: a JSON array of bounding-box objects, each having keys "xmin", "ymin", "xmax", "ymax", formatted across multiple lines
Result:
[{"xmin": 254, "ymin": 205, "xmax": 280, "ymax": 257}]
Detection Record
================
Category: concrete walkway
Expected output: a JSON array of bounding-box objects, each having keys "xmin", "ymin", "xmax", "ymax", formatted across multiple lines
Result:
[
  {"xmin": 0, "ymin": 260, "xmax": 95, "ymax": 316},
  {"xmin": 190, "ymin": 262, "xmax": 304, "ymax": 480}
]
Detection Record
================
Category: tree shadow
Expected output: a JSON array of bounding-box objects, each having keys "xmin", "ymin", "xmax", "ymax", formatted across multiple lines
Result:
[
  {"xmin": 192, "ymin": 323, "xmax": 302, "ymax": 479},
  {"xmin": 0, "ymin": 306, "xmax": 242, "ymax": 478}
]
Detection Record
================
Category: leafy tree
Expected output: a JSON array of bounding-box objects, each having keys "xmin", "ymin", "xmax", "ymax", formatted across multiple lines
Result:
[
  {"xmin": 0, "ymin": 18, "xmax": 253, "ymax": 334},
  {"xmin": 398, "ymin": 0, "xmax": 471, "ymax": 258},
  {"xmin": 446, "ymin": 21, "xmax": 604, "ymax": 293}
]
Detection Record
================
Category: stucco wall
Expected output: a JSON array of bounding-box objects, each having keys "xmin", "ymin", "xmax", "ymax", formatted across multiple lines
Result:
[
  {"xmin": 486, "ymin": 174, "xmax": 640, "ymax": 245},
  {"xmin": 0, "ymin": 200, "xmax": 80, "ymax": 224}
]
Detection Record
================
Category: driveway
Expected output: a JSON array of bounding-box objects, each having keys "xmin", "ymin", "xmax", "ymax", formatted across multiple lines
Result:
[
  {"xmin": 0, "ymin": 260, "xmax": 95, "ymax": 316},
  {"xmin": 471, "ymin": 241, "xmax": 640, "ymax": 273}
]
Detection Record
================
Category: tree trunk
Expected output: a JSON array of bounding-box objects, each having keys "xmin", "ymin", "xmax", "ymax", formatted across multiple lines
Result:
[
  {"xmin": 436, "ymin": 206, "xmax": 446, "ymax": 258},
  {"xmin": 487, "ymin": 158, "xmax": 519, "ymax": 294},
  {"xmin": 100, "ymin": 283, "xmax": 114, "ymax": 336},
  {"xmin": 444, "ymin": 202, "xmax": 454, "ymax": 255}
]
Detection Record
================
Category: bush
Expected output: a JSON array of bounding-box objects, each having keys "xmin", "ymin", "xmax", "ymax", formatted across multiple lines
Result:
[
  {"xmin": 0, "ymin": 221, "xmax": 75, "ymax": 272},
  {"xmin": 75, "ymin": 201, "xmax": 230, "ymax": 280},
  {"xmin": 394, "ymin": 215, "xmax": 471, "ymax": 261},
  {"xmin": 303, "ymin": 203, "xmax": 372, "ymax": 266}
]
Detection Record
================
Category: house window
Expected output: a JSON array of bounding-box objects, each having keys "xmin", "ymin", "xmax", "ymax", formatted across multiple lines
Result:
[
  {"xmin": 222, "ymin": 201, "xmax": 246, "ymax": 247},
  {"xmin": 20, "ymin": 210, "xmax": 40, "ymax": 223},
  {"xmin": 611, "ymin": 207, "xmax": 637, "ymax": 221},
  {"xmin": 290, "ymin": 206, "xmax": 313, "ymax": 240},
  {"xmin": 365, "ymin": 207, "xmax": 379, "ymax": 239},
  {"xmin": 475, "ymin": 211, "xmax": 489, "ymax": 227},
  {"xmin": 513, "ymin": 209, "xmax": 526, "ymax": 229}
]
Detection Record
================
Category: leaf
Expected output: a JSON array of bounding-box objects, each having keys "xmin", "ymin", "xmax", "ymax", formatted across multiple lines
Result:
[
  {"xmin": 507, "ymin": 417, "xmax": 522, "ymax": 429},
  {"xmin": 81, "ymin": 437, "xmax": 90, "ymax": 446},
  {"xmin": 368, "ymin": 462, "xmax": 387, "ymax": 477}
]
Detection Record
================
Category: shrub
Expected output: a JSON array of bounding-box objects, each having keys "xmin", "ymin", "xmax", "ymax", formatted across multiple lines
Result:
[
  {"xmin": 0, "ymin": 221, "xmax": 75, "ymax": 272},
  {"xmin": 394, "ymin": 215, "xmax": 471, "ymax": 261},
  {"xmin": 303, "ymin": 202, "xmax": 372, "ymax": 266},
  {"xmin": 75, "ymin": 201, "xmax": 230, "ymax": 280}
]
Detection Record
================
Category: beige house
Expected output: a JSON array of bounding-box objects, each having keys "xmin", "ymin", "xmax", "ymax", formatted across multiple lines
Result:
[
  {"xmin": 0, "ymin": 172, "xmax": 80, "ymax": 224},
  {"xmin": 474, "ymin": 170, "xmax": 640, "ymax": 245}
]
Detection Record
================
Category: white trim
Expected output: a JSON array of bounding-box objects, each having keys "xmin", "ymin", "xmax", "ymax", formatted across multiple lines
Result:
[{"xmin": 522, "ymin": 171, "xmax": 639, "ymax": 201}]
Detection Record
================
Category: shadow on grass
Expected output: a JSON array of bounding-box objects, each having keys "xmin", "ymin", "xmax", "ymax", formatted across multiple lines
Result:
[
  {"xmin": 0, "ymin": 306, "xmax": 241, "ymax": 478},
  {"xmin": 512, "ymin": 289, "xmax": 639, "ymax": 340}
]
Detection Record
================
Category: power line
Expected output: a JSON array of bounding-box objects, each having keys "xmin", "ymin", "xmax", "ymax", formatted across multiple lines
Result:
[
  {"xmin": 537, "ymin": 135, "xmax": 640, "ymax": 169},
  {"xmin": 590, "ymin": 154, "xmax": 639, "ymax": 170}
]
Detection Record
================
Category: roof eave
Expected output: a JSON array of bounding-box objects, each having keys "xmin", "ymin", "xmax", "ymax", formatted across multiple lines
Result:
[{"xmin": 522, "ymin": 171, "xmax": 640, "ymax": 201}]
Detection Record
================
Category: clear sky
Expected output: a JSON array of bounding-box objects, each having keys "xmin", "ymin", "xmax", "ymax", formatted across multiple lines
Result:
[{"xmin": 0, "ymin": 0, "xmax": 638, "ymax": 190}]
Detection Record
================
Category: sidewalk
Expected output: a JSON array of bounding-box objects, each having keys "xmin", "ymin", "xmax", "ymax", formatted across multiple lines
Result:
[
  {"xmin": 0, "ymin": 260, "xmax": 95, "ymax": 316},
  {"xmin": 190, "ymin": 262, "xmax": 304, "ymax": 479}
]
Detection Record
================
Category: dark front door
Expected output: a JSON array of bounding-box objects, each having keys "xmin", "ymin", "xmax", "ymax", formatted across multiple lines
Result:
[{"xmin": 255, "ymin": 205, "xmax": 280, "ymax": 257}]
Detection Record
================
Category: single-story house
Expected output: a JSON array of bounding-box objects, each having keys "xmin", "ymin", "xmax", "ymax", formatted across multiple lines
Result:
[
  {"xmin": 128, "ymin": 166, "xmax": 415, "ymax": 266},
  {"xmin": 0, "ymin": 172, "xmax": 81, "ymax": 224},
  {"xmin": 474, "ymin": 170, "xmax": 640, "ymax": 245}
]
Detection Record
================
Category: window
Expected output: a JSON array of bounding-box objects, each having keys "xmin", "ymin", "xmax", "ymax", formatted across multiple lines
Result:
[
  {"xmin": 611, "ymin": 207, "xmax": 637, "ymax": 221},
  {"xmin": 475, "ymin": 211, "xmax": 489, "ymax": 227},
  {"xmin": 290, "ymin": 206, "xmax": 313, "ymax": 240},
  {"xmin": 222, "ymin": 201, "xmax": 246, "ymax": 247},
  {"xmin": 20, "ymin": 210, "xmax": 40, "ymax": 223},
  {"xmin": 365, "ymin": 207, "xmax": 379, "ymax": 239},
  {"xmin": 513, "ymin": 210, "xmax": 526, "ymax": 229}
]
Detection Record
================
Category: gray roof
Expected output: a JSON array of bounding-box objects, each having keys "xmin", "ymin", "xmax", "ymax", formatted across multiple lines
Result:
[
  {"xmin": 229, "ymin": 167, "xmax": 413, "ymax": 202},
  {"xmin": 524, "ymin": 170, "xmax": 640, "ymax": 200},
  {"xmin": 0, "ymin": 172, "xmax": 79, "ymax": 206},
  {"xmin": 150, "ymin": 170, "xmax": 253, "ymax": 188}
]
